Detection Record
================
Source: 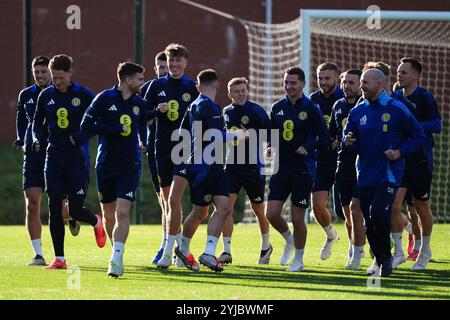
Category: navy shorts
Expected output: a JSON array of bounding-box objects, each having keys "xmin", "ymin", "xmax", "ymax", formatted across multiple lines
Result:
[
  {"xmin": 401, "ymin": 160, "xmax": 432, "ymax": 202},
  {"xmin": 156, "ymin": 156, "xmax": 187, "ymax": 187},
  {"xmin": 268, "ymin": 171, "xmax": 313, "ymax": 208},
  {"xmin": 312, "ymin": 163, "xmax": 337, "ymax": 192},
  {"xmin": 96, "ymin": 166, "xmax": 140, "ymax": 203},
  {"xmin": 186, "ymin": 166, "xmax": 229, "ymax": 207},
  {"xmin": 44, "ymin": 156, "xmax": 89, "ymax": 198},
  {"xmin": 335, "ymin": 166, "xmax": 357, "ymax": 206},
  {"xmin": 147, "ymin": 151, "xmax": 160, "ymax": 193},
  {"xmin": 23, "ymin": 151, "xmax": 46, "ymax": 190},
  {"xmin": 227, "ymin": 167, "xmax": 265, "ymax": 204}
]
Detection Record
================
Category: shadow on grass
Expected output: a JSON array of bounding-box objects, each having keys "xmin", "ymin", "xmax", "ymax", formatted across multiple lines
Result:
[{"xmin": 79, "ymin": 262, "xmax": 450, "ymax": 299}]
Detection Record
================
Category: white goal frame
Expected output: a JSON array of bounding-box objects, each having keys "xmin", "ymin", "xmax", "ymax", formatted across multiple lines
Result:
[{"xmin": 300, "ymin": 9, "xmax": 450, "ymax": 95}]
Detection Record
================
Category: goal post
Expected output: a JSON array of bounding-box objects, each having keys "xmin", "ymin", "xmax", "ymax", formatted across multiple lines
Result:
[{"xmin": 300, "ymin": 9, "xmax": 450, "ymax": 95}]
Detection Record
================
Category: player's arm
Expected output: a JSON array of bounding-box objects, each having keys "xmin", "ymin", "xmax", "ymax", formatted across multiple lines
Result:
[
  {"xmin": 14, "ymin": 92, "xmax": 27, "ymax": 149},
  {"xmin": 144, "ymin": 81, "xmax": 167, "ymax": 120},
  {"xmin": 31, "ymin": 92, "xmax": 47, "ymax": 152},
  {"xmin": 397, "ymin": 107, "xmax": 426, "ymax": 157},
  {"xmin": 328, "ymin": 103, "xmax": 340, "ymax": 150},
  {"xmin": 81, "ymin": 93, "xmax": 123, "ymax": 136},
  {"xmin": 420, "ymin": 92, "xmax": 442, "ymax": 134},
  {"xmin": 254, "ymin": 105, "xmax": 272, "ymax": 145},
  {"xmin": 266, "ymin": 107, "xmax": 278, "ymax": 157},
  {"xmin": 138, "ymin": 102, "xmax": 148, "ymax": 151},
  {"xmin": 71, "ymin": 89, "xmax": 96, "ymax": 146},
  {"xmin": 205, "ymin": 103, "xmax": 245, "ymax": 142},
  {"xmin": 342, "ymin": 111, "xmax": 359, "ymax": 153},
  {"xmin": 305, "ymin": 104, "xmax": 331, "ymax": 154}
]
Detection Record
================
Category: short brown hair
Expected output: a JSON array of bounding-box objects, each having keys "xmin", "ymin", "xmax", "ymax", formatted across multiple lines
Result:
[
  {"xmin": 164, "ymin": 43, "xmax": 189, "ymax": 59},
  {"xmin": 32, "ymin": 55, "xmax": 50, "ymax": 68},
  {"xmin": 400, "ymin": 57, "xmax": 423, "ymax": 75},
  {"xmin": 285, "ymin": 66, "xmax": 305, "ymax": 81},
  {"xmin": 317, "ymin": 62, "xmax": 339, "ymax": 73},
  {"xmin": 197, "ymin": 69, "xmax": 218, "ymax": 86},
  {"xmin": 49, "ymin": 54, "xmax": 73, "ymax": 71},
  {"xmin": 341, "ymin": 69, "xmax": 362, "ymax": 79},
  {"xmin": 227, "ymin": 77, "xmax": 248, "ymax": 92},
  {"xmin": 363, "ymin": 61, "xmax": 391, "ymax": 77},
  {"xmin": 154, "ymin": 51, "xmax": 166, "ymax": 65},
  {"xmin": 117, "ymin": 62, "xmax": 145, "ymax": 81}
]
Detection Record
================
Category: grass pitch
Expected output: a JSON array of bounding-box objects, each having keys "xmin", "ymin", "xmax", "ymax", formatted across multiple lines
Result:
[{"xmin": 0, "ymin": 223, "xmax": 449, "ymax": 300}]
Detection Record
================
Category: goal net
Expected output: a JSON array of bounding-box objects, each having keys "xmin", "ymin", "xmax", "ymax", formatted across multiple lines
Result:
[{"xmin": 241, "ymin": 10, "xmax": 450, "ymax": 223}]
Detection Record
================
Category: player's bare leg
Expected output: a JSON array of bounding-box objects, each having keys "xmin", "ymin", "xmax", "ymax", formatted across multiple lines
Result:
[
  {"xmin": 412, "ymin": 198, "xmax": 433, "ymax": 270},
  {"xmin": 341, "ymin": 204, "xmax": 354, "ymax": 266},
  {"xmin": 312, "ymin": 191, "xmax": 339, "ymax": 260},
  {"xmin": 391, "ymin": 187, "xmax": 407, "ymax": 268},
  {"xmin": 198, "ymin": 196, "xmax": 231, "ymax": 271},
  {"xmin": 108, "ymin": 198, "xmax": 132, "ymax": 277},
  {"xmin": 348, "ymin": 198, "xmax": 366, "ymax": 270},
  {"xmin": 266, "ymin": 200, "xmax": 294, "ymax": 266},
  {"xmin": 24, "ymin": 188, "xmax": 45, "ymax": 265},
  {"xmin": 251, "ymin": 201, "xmax": 272, "ymax": 264},
  {"xmin": 219, "ymin": 194, "xmax": 237, "ymax": 263},
  {"xmin": 407, "ymin": 205, "xmax": 421, "ymax": 260},
  {"xmin": 287, "ymin": 205, "xmax": 307, "ymax": 271},
  {"xmin": 101, "ymin": 201, "xmax": 116, "ymax": 243}
]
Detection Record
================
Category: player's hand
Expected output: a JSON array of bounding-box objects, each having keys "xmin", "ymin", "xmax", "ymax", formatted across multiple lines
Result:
[
  {"xmin": 157, "ymin": 103, "xmax": 169, "ymax": 113},
  {"xmin": 32, "ymin": 140, "xmax": 40, "ymax": 152},
  {"xmin": 240, "ymin": 125, "xmax": 250, "ymax": 140},
  {"xmin": 140, "ymin": 144, "xmax": 147, "ymax": 154},
  {"xmin": 265, "ymin": 147, "xmax": 272, "ymax": 160},
  {"xmin": 13, "ymin": 140, "xmax": 24, "ymax": 150},
  {"xmin": 234, "ymin": 129, "xmax": 248, "ymax": 141},
  {"xmin": 331, "ymin": 137, "xmax": 339, "ymax": 150},
  {"xmin": 384, "ymin": 149, "xmax": 401, "ymax": 161},
  {"xmin": 69, "ymin": 135, "xmax": 76, "ymax": 146},
  {"xmin": 344, "ymin": 132, "xmax": 356, "ymax": 146},
  {"xmin": 295, "ymin": 146, "xmax": 308, "ymax": 156}
]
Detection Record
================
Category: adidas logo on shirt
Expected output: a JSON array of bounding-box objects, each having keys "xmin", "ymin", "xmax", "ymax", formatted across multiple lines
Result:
[
  {"xmin": 158, "ymin": 91, "xmax": 166, "ymax": 97},
  {"xmin": 126, "ymin": 191, "xmax": 134, "ymax": 198},
  {"xmin": 76, "ymin": 189, "xmax": 85, "ymax": 195},
  {"xmin": 253, "ymin": 197, "xmax": 262, "ymax": 202},
  {"xmin": 180, "ymin": 169, "xmax": 186, "ymax": 175},
  {"xmin": 276, "ymin": 110, "xmax": 284, "ymax": 116},
  {"xmin": 47, "ymin": 99, "xmax": 55, "ymax": 105},
  {"xmin": 299, "ymin": 199, "xmax": 307, "ymax": 205},
  {"xmin": 108, "ymin": 105, "xmax": 118, "ymax": 111},
  {"xmin": 360, "ymin": 115, "xmax": 367, "ymax": 126},
  {"xmin": 27, "ymin": 98, "xmax": 34, "ymax": 104}
]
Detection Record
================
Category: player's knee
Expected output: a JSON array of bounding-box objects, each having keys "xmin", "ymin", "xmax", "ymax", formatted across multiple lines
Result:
[
  {"xmin": 312, "ymin": 200, "xmax": 325, "ymax": 214},
  {"xmin": 26, "ymin": 198, "xmax": 40, "ymax": 215},
  {"xmin": 116, "ymin": 207, "xmax": 129, "ymax": 221},
  {"xmin": 103, "ymin": 210, "xmax": 115, "ymax": 224},
  {"xmin": 265, "ymin": 209, "xmax": 278, "ymax": 222},
  {"xmin": 169, "ymin": 196, "xmax": 181, "ymax": 211},
  {"xmin": 391, "ymin": 201, "xmax": 402, "ymax": 215},
  {"xmin": 291, "ymin": 213, "xmax": 305, "ymax": 226}
]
